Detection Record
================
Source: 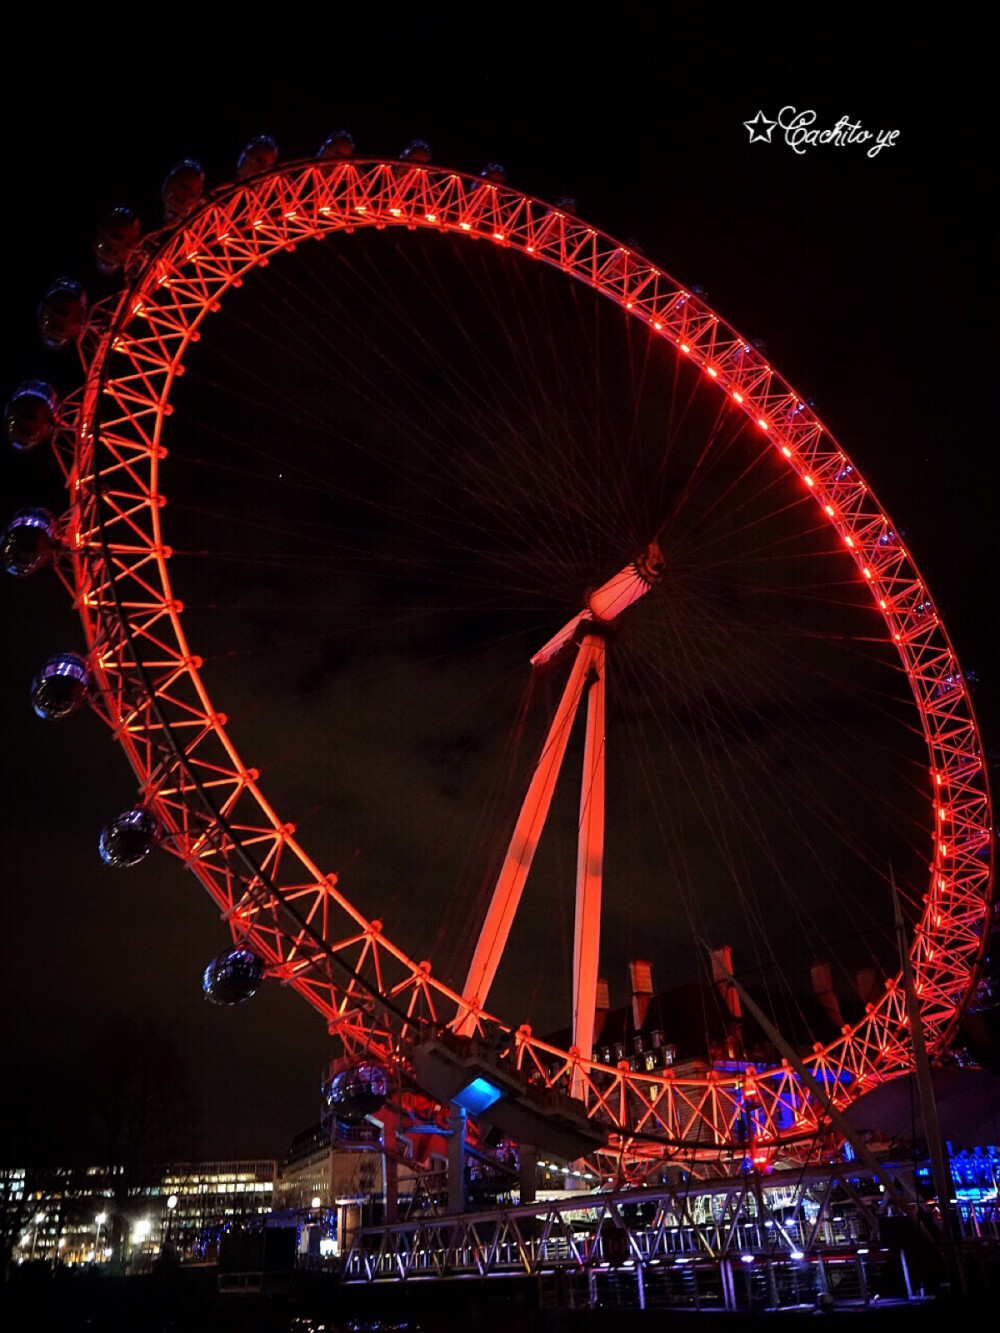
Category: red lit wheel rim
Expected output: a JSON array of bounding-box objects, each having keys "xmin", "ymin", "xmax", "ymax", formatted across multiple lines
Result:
[{"xmin": 52, "ymin": 158, "xmax": 993, "ymax": 1161}]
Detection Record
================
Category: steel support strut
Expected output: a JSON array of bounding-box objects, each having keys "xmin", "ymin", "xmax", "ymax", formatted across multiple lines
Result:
[
  {"xmin": 572, "ymin": 634, "xmax": 606, "ymax": 1096},
  {"xmin": 457, "ymin": 635, "xmax": 598, "ymax": 1033},
  {"xmin": 458, "ymin": 550, "xmax": 661, "ymax": 1039}
]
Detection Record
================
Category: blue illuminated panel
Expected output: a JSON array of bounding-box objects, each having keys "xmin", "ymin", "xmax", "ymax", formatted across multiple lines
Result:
[{"xmin": 454, "ymin": 1076, "xmax": 505, "ymax": 1115}]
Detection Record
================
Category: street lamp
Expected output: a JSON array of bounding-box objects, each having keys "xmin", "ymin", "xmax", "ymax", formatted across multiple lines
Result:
[
  {"xmin": 165, "ymin": 1194, "xmax": 178, "ymax": 1252},
  {"xmin": 94, "ymin": 1212, "xmax": 107, "ymax": 1263}
]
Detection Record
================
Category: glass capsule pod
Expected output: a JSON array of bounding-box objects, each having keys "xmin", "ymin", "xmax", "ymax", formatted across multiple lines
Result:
[
  {"xmin": 479, "ymin": 162, "xmax": 506, "ymax": 183},
  {"xmin": 99, "ymin": 805, "xmax": 161, "ymax": 867},
  {"xmin": 37, "ymin": 281, "xmax": 87, "ymax": 351},
  {"xmin": 399, "ymin": 139, "xmax": 431, "ymax": 163},
  {"xmin": 2, "ymin": 507, "xmax": 55, "ymax": 576},
  {"xmin": 4, "ymin": 381, "xmax": 58, "ymax": 450},
  {"xmin": 31, "ymin": 651, "xmax": 90, "ymax": 719},
  {"xmin": 95, "ymin": 207, "xmax": 141, "ymax": 276},
  {"xmin": 237, "ymin": 134, "xmax": 278, "ymax": 178},
  {"xmin": 322, "ymin": 1062, "xmax": 390, "ymax": 1124},
  {"xmin": 202, "ymin": 946, "xmax": 265, "ymax": 1005},
  {"xmin": 161, "ymin": 159, "xmax": 205, "ymax": 223},
  {"xmin": 317, "ymin": 130, "xmax": 355, "ymax": 159}
]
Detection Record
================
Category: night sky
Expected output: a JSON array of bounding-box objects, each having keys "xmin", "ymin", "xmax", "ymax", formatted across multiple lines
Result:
[{"xmin": 2, "ymin": 15, "xmax": 994, "ymax": 1159}]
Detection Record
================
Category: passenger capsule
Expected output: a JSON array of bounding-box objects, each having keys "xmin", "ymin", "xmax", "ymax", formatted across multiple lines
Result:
[
  {"xmin": 99, "ymin": 806, "xmax": 161, "ymax": 867},
  {"xmin": 95, "ymin": 207, "xmax": 141, "ymax": 276},
  {"xmin": 31, "ymin": 651, "xmax": 90, "ymax": 720},
  {"xmin": 554, "ymin": 196, "xmax": 578, "ymax": 215},
  {"xmin": 237, "ymin": 134, "xmax": 279, "ymax": 178},
  {"xmin": 2, "ymin": 507, "xmax": 56, "ymax": 576},
  {"xmin": 37, "ymin": 280, "xmax": 87, "ymax": 351},
  {"xmin": 400, "ymin": 139, "xmax": 431, "ymax": 163},
  {"xmin": 5, "ymin": 381, "xmax": 58, "ymax": 450},
  {"xmin": 479, "ymin": 162, "xmax": 506, "ymax": 183},
  {"xmin": 323, "ymin": 1062, "xmax": 390, "ymax": 1123},
  {"xmin": 317, "ymin": 129, "xmax": 355, "ymax": 159},
  {"xmin": 161, "ymin": 159, "xmax": 205, "ymax": 222},
  {"xmin": 202, "ymin": 946, "xmax": 265, "ymax": 1005}
]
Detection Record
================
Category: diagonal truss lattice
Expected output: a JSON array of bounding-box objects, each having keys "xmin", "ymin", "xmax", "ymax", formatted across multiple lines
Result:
[{"xmin": 49, "ymin": 158, "xmax": 993, "ymax": 1167}]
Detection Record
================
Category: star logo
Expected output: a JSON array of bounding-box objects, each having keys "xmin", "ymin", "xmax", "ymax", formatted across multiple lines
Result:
[{"xmin": 744, "ymin": 111, "xmax": 777, "ymax": 144}]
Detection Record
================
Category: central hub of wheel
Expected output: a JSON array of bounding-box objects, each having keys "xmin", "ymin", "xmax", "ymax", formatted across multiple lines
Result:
[{"xmin": 531, "ymin": 538, "xmax": 664, "ymax": 668}]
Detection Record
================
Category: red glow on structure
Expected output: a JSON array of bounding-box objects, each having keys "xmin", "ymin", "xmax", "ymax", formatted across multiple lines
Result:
[{"xmin": 49, "ymin": 155, "xmax": 990, "ymax": 1172}]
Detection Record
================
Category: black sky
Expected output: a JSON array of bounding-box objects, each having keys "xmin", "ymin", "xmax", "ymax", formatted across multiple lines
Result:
[{"xmin": 1, "ymin": 14, "xmax": 994, "ymax": 1158}]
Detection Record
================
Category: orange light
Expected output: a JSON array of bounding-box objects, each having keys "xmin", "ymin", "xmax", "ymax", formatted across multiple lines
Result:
[
  {"xmin": 526, "ymin": 245, "xmax": 535, "ymax": 252},
  {"xmin": 805, "ymin": 475, "xmax": 815, "ymax": 487},
  {"xmin": 733, "ymin": 391, "xmax": 743, "ymax": 403},
  {"xmin": 390, "ymin": 208, "xmax": 402, "ymax": 216},
  {"xmin": 460, "ymin": 221, "xmax": 472, "ymax": 230},
  {"xmin": 425, "ymin": 213, "xmax": 437, "ymax": 222},
  {"xmin": 680, "ymin": 342, "xmax": 690, "ymax": 353},
  {"xmin": 758, "ymin": 418, "xmax": 770, "ymax": 431},
  {"xmin": 845, "ymin": 536, "xmax": 854, "ymax": 548},
  {"xmin": 355, "ymin": 205, "xmax": 367, "ymax": 213},
  {"xmin": 863, "ymin": 567, "xmax": 873, "ymax": 579},
  {"xmin": 781, "ymin": 446, "xmax": 792, "ymax": 458},
  {"xmin": 824, "ymin": 504, "xmax": 835, "ymax": 516},
  {"xmin": 707, "ymin": 366, "xmax": 718, "ymax": 377},
  {"xmin": 492, "ymin": 232, "xmax": 505, "ymax": 241},
  {"xmin": 653, "ymin": 321, "xmax": 663, "ymax": 330}
]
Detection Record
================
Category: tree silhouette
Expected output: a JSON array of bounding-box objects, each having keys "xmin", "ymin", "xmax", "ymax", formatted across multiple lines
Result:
[
  {"xmin": 78, "ymin": 1021, "xmax": 201, "ymax": 1269},
  {"xmin": 0, "ymin": 1056, "xmax": 71, "ymax": 1280}
]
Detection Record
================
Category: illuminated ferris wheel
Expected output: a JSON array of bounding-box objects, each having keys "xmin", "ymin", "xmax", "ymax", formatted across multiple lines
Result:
[{"xmin": 4, "ymin": 132, "xmax": 993, "ymax": 1176}]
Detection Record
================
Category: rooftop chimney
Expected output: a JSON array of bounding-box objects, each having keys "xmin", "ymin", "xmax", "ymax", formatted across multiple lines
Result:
[
  {"xmin": 810, "ymin": 960, "xmax": 844, "ymax": 1029},
  {"xmin": 594, "ymin": 976, "xmax": 610, "ymax": 1043},
  {"xmin": 629, "ymin": 959, "xmax": 653, "ymax": 1031},
  {"xmin": 855, "ymin": 967, "xmax": 878, "ymax": 1005},
  {"xmin": 710, "ymin": 945, "xmax": 742, "ymax": 1020}
]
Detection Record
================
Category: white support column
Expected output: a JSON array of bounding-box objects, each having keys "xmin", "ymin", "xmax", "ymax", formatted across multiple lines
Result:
[
  {"xmin": 457, "ymin": 544, "xmax": 662, "ymax": 1039},
  {"xmin": 571, "ymin": 634, "xmax": 606, "ymax": 1099},
  {"xmin": 456, "ymin": 638, "xmax": 598, "ymax": 1033},
  {"xmin": 447, "ymin": 1103, "xmax": 468, "ymax": 1215}
]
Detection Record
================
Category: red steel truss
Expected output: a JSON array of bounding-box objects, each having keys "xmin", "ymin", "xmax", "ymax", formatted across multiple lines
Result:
[{"xmin": 48, "ymin": 158, "xmax": 993, "ymax": 1171}]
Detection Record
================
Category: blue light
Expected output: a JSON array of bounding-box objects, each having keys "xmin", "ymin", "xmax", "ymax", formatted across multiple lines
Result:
[{"xmin": 454, "ymin": 1076, "xmax": 505, "ymax": 1115}]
